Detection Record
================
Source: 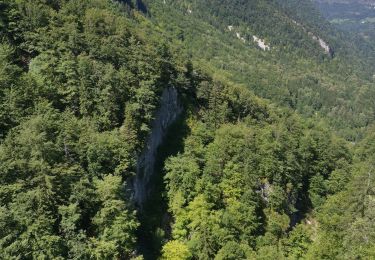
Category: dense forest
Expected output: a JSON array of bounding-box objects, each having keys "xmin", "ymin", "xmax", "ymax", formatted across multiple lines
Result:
[
  {"xmin": 0, "ymin": 0, "xmax": 374, "ymax": 259},
  {"xmin": 313, "ymin": 0, "xmax": 375, "ymax": 68},
  {"xmin": 143, "ymin": 0, "xmax": 375, "ymax": 140}
]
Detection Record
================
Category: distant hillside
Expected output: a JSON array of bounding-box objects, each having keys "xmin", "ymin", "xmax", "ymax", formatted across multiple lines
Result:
[
  {"xmin": 313, "ymin": 0, "xmax": 375, "ymax": 74},
  {"xmin": 314, "ymin": 0, "xmax": 375, "ymax": 20},
  {"xmin": 315, "ymin": 0, "xmax": 374, "ymax": 5},
  {"xmin": 1, "ymin": 1, "xmax": 375, "ymax": 260},
  {"xmin": 144, "ymin": 0, "xmax": 375, "ymax": 140}
]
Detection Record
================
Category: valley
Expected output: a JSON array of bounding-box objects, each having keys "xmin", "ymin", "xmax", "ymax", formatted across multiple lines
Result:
[{"xmin": 0, "ymin": 0, "xmax": 374, "ymax": 259}]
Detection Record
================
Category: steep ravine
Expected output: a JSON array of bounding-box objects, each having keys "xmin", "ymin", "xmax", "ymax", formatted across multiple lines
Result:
[
  {"xmin": 134, "ymin": 87, "xmax": 183, "ymax": 207},
  {"xmin": 132, "ymin": 87, "xmax": 185, "ymax": 259}
]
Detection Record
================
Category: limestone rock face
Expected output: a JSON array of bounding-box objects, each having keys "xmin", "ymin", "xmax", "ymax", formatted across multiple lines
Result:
[
  {"xmin": 133, "ymin": 87, "xmax": 183, "ymax": 207},
  {"xmin": 253, "ymin": 35, "xmax": 271, "ymax": 51}
]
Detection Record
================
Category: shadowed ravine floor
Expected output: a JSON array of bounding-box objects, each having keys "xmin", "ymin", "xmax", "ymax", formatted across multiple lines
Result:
[{"xmin": 136, "ymin": 110, "xmax": 189, "ymax": 259}]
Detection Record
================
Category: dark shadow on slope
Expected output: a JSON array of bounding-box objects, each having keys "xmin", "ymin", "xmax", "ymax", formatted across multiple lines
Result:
[
  {"xmin": 288, "ymin": 177, "xmax": 314, "ymax": 230},
  {"xmin": 136, "ymin": 0, "xmax": 148, "ymax": 14},
  {"xmin": 136, "ymin": 110, "xmax": 190, "ymax": 260}
]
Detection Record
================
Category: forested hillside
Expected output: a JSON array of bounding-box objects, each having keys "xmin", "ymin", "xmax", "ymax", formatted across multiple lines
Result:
[
  {"xmin": 313, "ymin": 0, "xmax": 375, "ymax": 68},
  {"xmin": 0, "ymin": 0, "xmax": 374, "ymax": 259},
  {"xmin": 144, "ymin": 0, "xmax": 375, "ymax": 140},
  {"xmin": 0, "ymin": 0, "xmax": 192, "ymax": 258}
]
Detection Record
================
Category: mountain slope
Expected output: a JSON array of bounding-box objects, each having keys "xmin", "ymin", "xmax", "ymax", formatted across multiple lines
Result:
[
  {"xmin": 313, "ymin": 0, "xmax": 375, "ymax": 67},
  {"xmin": 144, "ymin": 0, "xmax": 375, "ymax": 140},
  {"xmin": 0, "ymin": 0, "xmax": 374, "ymax": 259}
]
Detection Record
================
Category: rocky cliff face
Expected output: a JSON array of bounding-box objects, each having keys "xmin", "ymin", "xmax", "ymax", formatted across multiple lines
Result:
[
  {"xmin": 133, "ymin": 87, "xmax": 183, "ymax": 207},
  {"xmin": 292, "ymin": 19, "xmax": 334, "ymax": 56}
]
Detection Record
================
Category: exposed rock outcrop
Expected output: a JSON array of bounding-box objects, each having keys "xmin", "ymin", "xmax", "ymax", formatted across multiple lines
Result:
[
  {"xmin": 292, "ymin": 19, "xmax": 334, "ymax": 56},
  {"xmin": 133, "ymin": 87, "xmax": 183, "ymax": 208},
  {"xmin": 253, "ymin": 35, "xmax": 271, "ymax": 51},
  {"xmin": 228, "ymin": 25, "xmax": 271, "ymax": 51}
]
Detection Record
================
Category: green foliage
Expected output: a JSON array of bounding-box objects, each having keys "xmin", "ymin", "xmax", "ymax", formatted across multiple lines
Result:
[
  {"xmin": 91, "ymin": 175, "xmax": 139, "ymax": 259},
  {"xmin": 164, "ymin": 84, "xmax": 351, "ymax": 258},
  {"xmin": 0, "ymin": 0, "xmax": 374, "ymax": 259},
  {"xmin": 161, "ymin": 240, "xmax": 191, "ymax": 260},
  {"xmin": 215, "ymin": 241, "xmax": 255, "ymax": 260},
  {"xmin": 307, "ymin": 157, "xmax": 375, "ymax": 259},
  {"xmin": 0, "ymin": 0, "xmax": 191, "ymax": 258},
  {"xmin": 144, "ymin": 0, "xmax": 375, "ymax": 140}
]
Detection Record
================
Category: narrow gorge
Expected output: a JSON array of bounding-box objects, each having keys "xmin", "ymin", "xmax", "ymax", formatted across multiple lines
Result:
[
  {"xmin": 134, "ymin": 87, "xmax": 183, "ymax": 207},
  {"xmin": 132, "ymin": 87, "xmax": 184, "ymax": 258}
]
